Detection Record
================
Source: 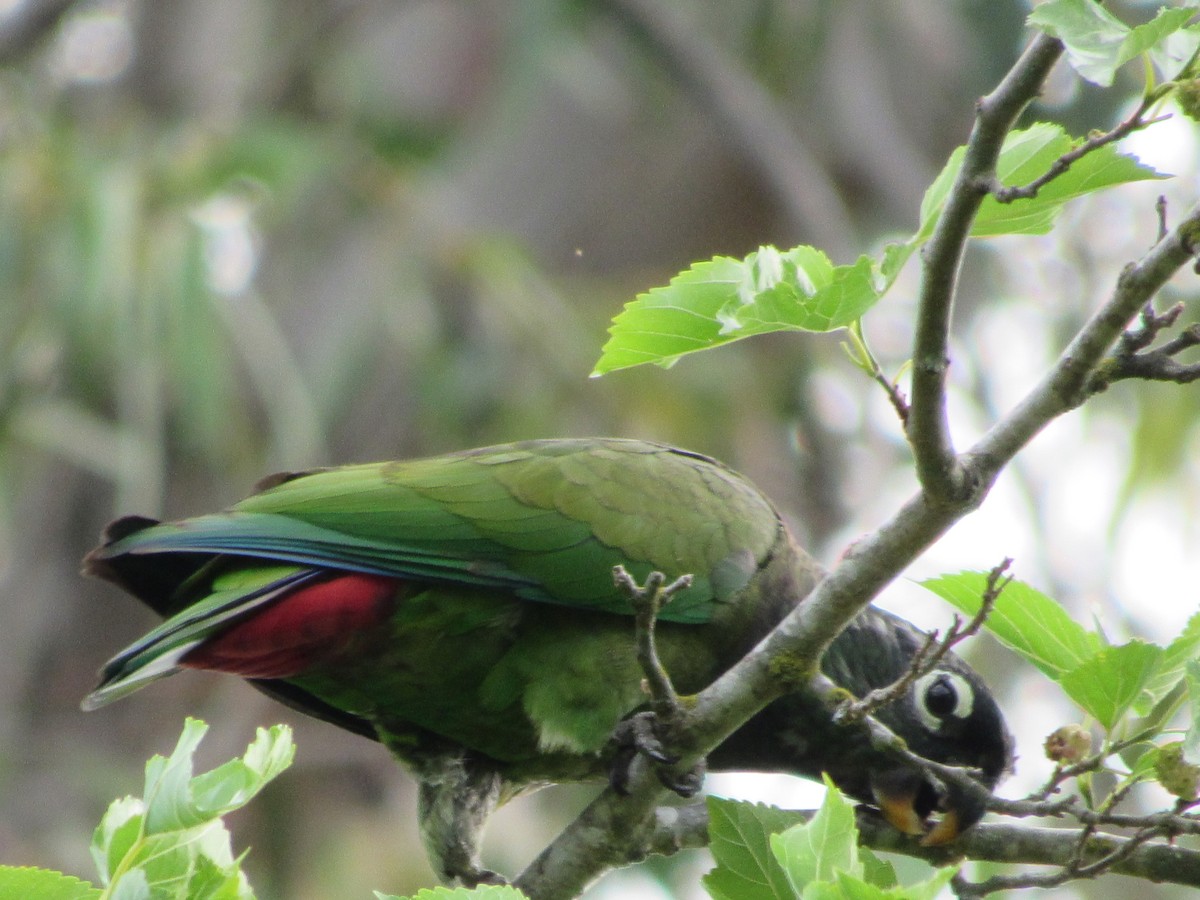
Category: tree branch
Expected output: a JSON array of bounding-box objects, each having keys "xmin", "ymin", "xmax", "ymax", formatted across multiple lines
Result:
[
  {"xmin": 515, "ymin": 756, "xmax": 679, "ymax": 900},
  {"xmin": 908, "ymin": 33, "xmax": 1063, "ymax": 500},
  {"xmin": 519, "ymin": 792, "xmax": 1200, "ymax": 899},
  {"xmin": 983, "ymin": 96, "xmax": 1166, "ymax": 204},
  {"xmin": 968, "ymin": 200, "xmax": 1200, "ymax": 471},
  {"xmin": 1087, "ymin": 303, "xmax": 1200, "ymax": 392}
]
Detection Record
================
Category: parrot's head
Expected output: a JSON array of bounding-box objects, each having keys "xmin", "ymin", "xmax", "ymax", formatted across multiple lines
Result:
[
  {"xmin": 824, "ymin": 609, "xmax": 1014, "ymax": 845},
  {"xmin": 713, "ymin": 605, "xmax": 1012, "ymax": 846}
]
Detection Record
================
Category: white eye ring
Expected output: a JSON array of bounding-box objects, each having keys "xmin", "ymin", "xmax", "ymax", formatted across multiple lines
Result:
[{"xmin": 912, "ymin": 671, "xmax": 974, "ymax": 732}]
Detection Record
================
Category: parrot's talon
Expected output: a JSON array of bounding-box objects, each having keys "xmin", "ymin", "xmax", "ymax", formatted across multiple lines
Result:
[
  {"xmin": 656, "ymin": 758, "xmax": 706, "ymax": 797},
  {"xmin": 609, "ymin": 711, "xmax": 704, "ymax": 797},
  {"xmin": 609, "ymin": 712, "xmax": 679, "ymax": 791},
  {"xmin": 609, "ymin": 744, "xmax": 636, "ymax": 795},
  {"xmin": 615, "ymin": 711, "xmax": 675, "ymax": 758},
  {"xmin": 608, "ymin": 713, "xmax": 667, "ymax": 795}
]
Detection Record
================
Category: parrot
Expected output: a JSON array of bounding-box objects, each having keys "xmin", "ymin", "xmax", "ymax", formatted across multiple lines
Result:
[{"xmin": 81, "ymin": 438, "xmax": 1012, "ymax": 885}]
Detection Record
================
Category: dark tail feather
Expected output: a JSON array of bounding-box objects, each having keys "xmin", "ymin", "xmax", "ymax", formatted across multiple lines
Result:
[
  {"xmin": 83, "ymin": 515, "xmax": 216, "ymax": 617},
  {"xmin": 83, "ymin": 515, "xmax": 382, "ymax": 743}
]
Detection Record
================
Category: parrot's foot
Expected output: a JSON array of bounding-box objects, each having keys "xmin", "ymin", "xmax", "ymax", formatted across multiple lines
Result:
[
  {"xmin": 609, "ymin": 711, "xmax": 706, "ymax": 797},
  {"xmin": 663, "ymin": 758, "xmax": 707, "ymax": 797},
  {"xmin": 414, "ymin": 760, "xmax": 506, "ymax": 886},
  {"xmin": 377, "ymin": 724, "xmax": 511, "ymax": 885}
]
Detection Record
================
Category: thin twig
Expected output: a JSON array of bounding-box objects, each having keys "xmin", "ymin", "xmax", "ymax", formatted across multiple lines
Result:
[
  {"xmin": 969, "ymin": 200, "xmax": 1200, "ymax": 464},
  {"xmin": 953, "ymin": 804, "xmax": 1186, "ymax": 897},
  {"xmin": 983, "ymin": 99, "xmax": 1168, "ymax": 203},
  {"xmin": 1119, "ymin": 301, "xmax": 1184, "ymax": 355},
  {"xmin": 845, "ymin": 322, "xmax": 910, "ymax": 424},
  {"xmin": 1087, "ymin": 300, "xmax": 1200, "ymax": 393},
  {"xmin": 874, "ymin": 371, "xmax": 911, "ymax": 426},
  {"xmin": 908, "ymin": 33, "xmax": 1065, "ymax": 500}
]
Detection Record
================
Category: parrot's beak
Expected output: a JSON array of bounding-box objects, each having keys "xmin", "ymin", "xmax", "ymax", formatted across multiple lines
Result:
[
  {"xmin": 920, "ymin": 777, "xmax": 987, "ymax": 846},
  {"xmin": 919, "ymin": 807, "xmax": 962, "ymax": 846},
  {"xmin": 870, "ymin": 769, "xmax": 986, "ymax": 846},
  {"xmin": 871, "ymin": 778, "xmax": 926, "ymax": 836}
]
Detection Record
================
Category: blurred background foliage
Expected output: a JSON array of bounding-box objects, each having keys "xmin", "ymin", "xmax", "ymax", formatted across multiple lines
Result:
[{"xmin": 0, "ymin": 0, "xmax": 1195, "ymax": 898}]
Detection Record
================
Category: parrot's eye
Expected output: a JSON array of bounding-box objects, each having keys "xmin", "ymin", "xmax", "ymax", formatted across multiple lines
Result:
[{"xmin": 913, "ymin": 671, "xmax": 974, "ymax": 732}]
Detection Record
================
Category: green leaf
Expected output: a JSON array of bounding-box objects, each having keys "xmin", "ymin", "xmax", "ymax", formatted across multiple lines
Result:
[
  {"xmin": 819, "ymin": 877, "xmax": 888, "ymax": 900},
  {"xmin": 1135, "ymin": 610, "xmax": 1200, "ymax": 715},
  {"xmin": 142, "ymin": 718, "xmax": 210, "ymax": 834},
  {"xmin": 0, "ymin": 866, "xmax": 100, "ymax": 900},
  {"xmin": 593, "ymin": 246, "xmax": 883, "ymax": 375},
  {"xmin": 920, "ymin": 571, "xmax": 1101, "ymax": 680},
  {"xmin": 143, "ymin": 719, "xmax": 295, "ymax": 833},
  {"xmin": 795, "ymin": 884, "xmax": 836, "ymax": 900},
  {"xmin": 704, "ymin": 790, "xmax": 949, "ymax": 900},
  {"xmin": 1132, "ymin": 10, "xmax": 1200, "ymax": 82},
  {"xmin": 857, "ymin": 849, "xmax": 897, "ymax": 890},
  {"xmin": 1059, "ymin": 641, "xmax": 1163, "ymax": 731},
  {"xmin": 106, "ymin": 869, "xmax": 150, "ymax": 900},
  {"xmin": 917, "ymin": 124, "xmax": 1164, "ymax": 244},
  {"xmin": 805, "ymin": 864, "xmax": 958, "ymax": 900},
  {"xmin": 189, "ymin": 723, "xmax": 297, "ymax": 818},
  {"xmin": 877, "ymin": 241, "xmax": 916, "ymax": 292},
  {"xmin": 704, "ymin": 796, "xmax": 806, "ymax": 900},
  {"xmin": 88, "ymin": 719, "xmax": 294, "ymax": 900},
  {"xmin": 771, "ymin": 779, "xmax": 860, "ymax": 893},
  {"xmin": 90, "ymin": 797, "xmax": 145, "ymax": 883},
  {"xmin": 187, "ymin": 853, "xmax": 251, "ymax": 900},
  {"xmin": 1029, "ymin": 0, "xmax": 1200, "ymax": 86},
  {"xmin": 1183, "ymin": 659, "xmax": 1200, "ymax": 764},
  {"xmin": 113, "ymin": 830, "xmax": 241, "ymax": 900},
  {"xmin": 1029, "ymin": 0, "xmax": 1140, "ymax": 86},
  {"xmin": 888, "ymin": 865, "xmax": 958, "ymax": 900},
  {"xmin": 596, "ymin": 121, "xmax": 1161, "ymax": 376}
]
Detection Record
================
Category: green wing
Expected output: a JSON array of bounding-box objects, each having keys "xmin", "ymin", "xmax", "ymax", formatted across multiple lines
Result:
[{"xmin": 91, "ymin": 439, "xmax": 782, "ymax": 623}]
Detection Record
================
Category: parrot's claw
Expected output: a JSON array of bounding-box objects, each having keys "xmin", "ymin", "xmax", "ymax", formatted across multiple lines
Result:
[
  {"xmin": 609, "ymin": 711, "xmax": 704, "ymax": 797},
  {"xmin": 623, "ymin": 711, "xmax": 678, "ymax": 762},
  {"xmin": 657, "ymin": 757, "xmax": 706, "ymax": 797}
]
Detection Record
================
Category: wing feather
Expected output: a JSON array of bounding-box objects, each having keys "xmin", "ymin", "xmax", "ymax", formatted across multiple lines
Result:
[{"xmin": 89, "ymin": 439, "xmax": 783, "ymax": 623}]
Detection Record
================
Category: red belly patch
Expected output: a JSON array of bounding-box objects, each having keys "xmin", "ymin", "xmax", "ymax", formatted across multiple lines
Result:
[{"xmin": 181, "ymin": 572, "xmax": 399, "ymax": 679}]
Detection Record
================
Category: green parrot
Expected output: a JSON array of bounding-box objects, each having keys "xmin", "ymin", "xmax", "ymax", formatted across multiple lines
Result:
[{"xmin": 82, "ymin": 438, "xmax": 1012, "ymax": 885}]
